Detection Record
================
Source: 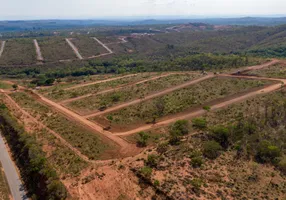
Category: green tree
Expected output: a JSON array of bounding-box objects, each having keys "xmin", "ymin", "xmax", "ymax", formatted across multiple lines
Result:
[
  {"xmin": 192, "ymin": 118, "xmax": 207, "ymax": 130},
  {"xmin": 12, "ymin": 84, "xmax": 18, "ymax": 90},
  {"xmin": 203, "ymin": 141, "xmax": 222, "ymax": 159},
  {"xmin": 137, "ymin": 132, "xmax": 149, "ymax": 147}
]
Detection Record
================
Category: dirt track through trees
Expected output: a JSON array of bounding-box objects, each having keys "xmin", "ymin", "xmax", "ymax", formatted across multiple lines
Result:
[
  {"xmin": 0, "ymin": 41, "xmax": 6, "ymax": 58},
  {"xmin": 65, "ymin": 38, "xmax": 83, "ymax": 60},
  {"xmin": 33, "ymin": 39, "xmax": 44, "ymax": 61},
  {"xmin": 92, "ymin": 37, "xmax": 113, "ymax": 54},
  {"xmin": 84, "ymin": 74, "xmax": 215, "ymax": 118}
]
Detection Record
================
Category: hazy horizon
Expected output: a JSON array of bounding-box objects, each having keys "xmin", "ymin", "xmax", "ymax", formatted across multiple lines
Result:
[{"xmin": 1, "ymin": 0, "xmax": 285, "ymax": 20}]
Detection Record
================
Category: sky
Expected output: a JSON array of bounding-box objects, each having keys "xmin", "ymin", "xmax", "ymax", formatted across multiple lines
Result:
[{"xmin": 1, "ymin": 0, "xmax": 286, "ymax": 20}]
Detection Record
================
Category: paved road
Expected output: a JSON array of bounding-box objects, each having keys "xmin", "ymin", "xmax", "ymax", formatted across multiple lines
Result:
[{"xmin": 0, "ymin": 133, "xmax": 27, "ymax": 200}]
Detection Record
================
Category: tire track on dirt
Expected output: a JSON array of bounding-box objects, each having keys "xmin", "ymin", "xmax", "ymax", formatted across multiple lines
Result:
[
  {"xmin": 33, "ymin": 39, "xmax": 44, "ymax": 61},
  {"xmin": 65, "ymin": 38, "xmax": 83, "ymax": 60},
  {"xmin": 0, "ymin": 41, "xmax": 6, "ymax": 58},
  {"xmin": 84, "ymin": 74, "xmax": 215, "ymax": 118}
]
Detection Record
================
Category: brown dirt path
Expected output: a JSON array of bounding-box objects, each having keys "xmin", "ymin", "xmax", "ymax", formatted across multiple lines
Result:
[
  {"xmin": 84, "ymin": 74, "xmax": 215, "ymax": 118},
  {"xmin": 59, "ymin": 72, "xmax": 200, "ymax": 105},
  {"xmin": 30, "ymin": 90, "xmax": 141, "ymax": 157},
  {"xmin": 33, "ymin": 39, "xmax": 44, "ymax": 61},
  {"xmin": 230, "ymin": 59, "xmax": 280, "ymax": 74},
  {"xmin": 114, "ymin": 79, "xmax": 285, "ymax": 136},
  {"xmin": 65, "ymin": 38, "xmax": 83, "ymax": 60}
]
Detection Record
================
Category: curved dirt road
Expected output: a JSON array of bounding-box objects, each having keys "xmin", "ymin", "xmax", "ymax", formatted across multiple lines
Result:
[{"xmin": 84, "ymin": 74, "xmax": 214, "ymax": 118}]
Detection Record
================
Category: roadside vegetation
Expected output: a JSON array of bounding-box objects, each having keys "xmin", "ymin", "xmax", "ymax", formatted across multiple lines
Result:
[
  {"xmin": 0, "ymin": 103, "xmax": 67, "ymax": 199},
  {"xmin": 245, "ymin": 63, "xmax": 286, "ymax": 79}
]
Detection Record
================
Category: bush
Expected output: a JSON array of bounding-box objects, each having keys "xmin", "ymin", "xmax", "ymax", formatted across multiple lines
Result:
[
  {"xmin": 277, "ymin": 157, "xmax": 286, "ymax": 174},
  {"xmin": 190, "ymin": 156, "xmax": 204, "ymax": 168},
  {"xmin": 203, "ymin": 106, "xmax": 211, "ymax": 111},
  {"xmin": 153, "ymin": 180, "xmax": 160, "ymax": 187},
  {"xmin": 146, "ymin": 154, "xmax": 159, "ymax": 168},
  {"xmin": 191, "ymin": 178, "xmax": 203, "ymax": 193},
  {"xmin": 137, "ymin": 132, "xmax": 149, "ymax": 147},
  {"xmin": 170, "ymin": 120, "xmax": 190, "ymax": 136},
  {"xmin": 211, "ymin": 125, "xmax": 230, "ymax": 148},
  {"xmin": 140, "ymin": 167, "xmax": 152, "ymax": 178},
  {"xmin": 256, "ymin": 141, "xmax": 281, "ymax": 163},
  {"xmin": 169, "ymin": 120, "xmax": 189, "ymax": 145},
  {"xmin": 192, "ymin": 118, "xmax": 207, "ymax": 129},
  {"xmin": 203, "ymin": 141, "xmax": 223, "ymax": 159},
  {"xmin": 157, "ymin": 142, "xmax": 168, "ymax": 154}
]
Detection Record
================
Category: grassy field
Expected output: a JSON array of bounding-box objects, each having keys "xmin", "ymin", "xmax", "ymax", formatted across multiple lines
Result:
[
  {"xmin": 67, "ymin": 73, "xmax": 202, "ymax": 115},
  {"xmin": 92, "ymin": 77, "xmax": 271, "ymax": 129},
  {"xmin": 45, "ymin": 72, "xmax": 160, "ymax": 102},
  {"xmin": 245, "ymin": 63, "xmax": 286, "ymax": 79},
  {"xmin": 71, "ymin": 36, "xmax": 107, "ymax": 57},
  {"xmin": 10, "ymin": 92, "xmax": 117, "ymax": 160},
  {"xmin": 0, "ymin": 39, "xmax": 36, "ymax": 65},
  {"xmin": 0, "ymin": 163, "xmax": 10, "ymax": 200},
  {"xmin": 0, "ymin": 82, "xmax": 11, "ymax": 89},
  {"xmin": 37, "ymin": 37, "xmax": 77, "ymax": 61}
]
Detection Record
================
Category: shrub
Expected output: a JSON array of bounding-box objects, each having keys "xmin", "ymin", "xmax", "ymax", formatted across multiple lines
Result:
[
  {"xmin": 211, "ymin": 125, "xmax": 230, "ymax": 148},
  {"xmin": 170, "ymin": 120, "xmax": 190, "ymax": 136},
  {"xmin": 277, "ymin": 157, "xmax": 286, "ymax": 174},
  {"xmin": 146, "ymin": 154, "xmax": 159, "ymax": 168},
  {"xmin": 256, "ymin": 141, "xmax": 281, "ymax": 163},
  {"xmin": 157, "ymin": 142, "xmax": 168, "ymax": 154},
  {"xmin": 190, "ymin": 156, "xmax": 204, "ymax": 168},
  {"xmin": 192, "ymin": 118, "xmax": 207, "ymax": 129},
  {"xmin": 203, "ymin": 141, "xmax": 223, "ymax": 159},
  {"xmin": 203, "ymin": 106, "xmax": 211, "ymax": 111},
  {"xmin": 140, "ymin": 167, "xmax": 152, "ymax": 178},
  {"xmin": 137, "ymin": 132, "xmax": 149, "ymax": 147},
  {"xmin": 191, "ymin": 178, "xmax": 203, "ymax": 193},
  {"xmin": 153, "ymin": 180, "xmax": 160, "ymax": 187}
]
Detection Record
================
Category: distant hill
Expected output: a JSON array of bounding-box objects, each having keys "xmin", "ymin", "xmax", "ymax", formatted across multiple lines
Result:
[{"xmin": 0, "ymin": 17, "xmax": 286, "ymax": 32}]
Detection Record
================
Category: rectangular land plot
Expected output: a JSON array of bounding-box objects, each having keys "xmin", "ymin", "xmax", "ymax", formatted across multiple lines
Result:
[
  {"xmin": 67, "ymin": 73, "xmax": 202, "ymax": 115},
  {"xmin": 9, "ymin": 92, "xmax": 118, "ymax": 160},
  {"xmin": 91, "ymin": 77, "xmax": 272, "ymax": 131},
  {"xmin": 38, "ymin": 74, "xmax": 121, "ymax": 94},
  {"xmin": 44, "ymin": 73, "xmax": 160, "ymax": 102},
  {"xmin": 0, "ymin": 39, "xmax": 36, "ymax": 65},
  {"xmin": 70, "ymin": 36, "xmax": 107, "ymax": 58},
  {"xmin": 244, "ymin": 63, "xmax": 286, "ymax": 79},
  {"xmin": 37, "ymin": 37, "xmax": 77, "ymax": 61}
]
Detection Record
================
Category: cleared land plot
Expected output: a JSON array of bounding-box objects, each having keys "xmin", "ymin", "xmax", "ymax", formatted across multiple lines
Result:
[
  {"xmin": 37, "ymin": 37, "xmax": 77, "ymax": 61},
  {"xmin": 244, "ymin": 63, "xmax": 286, "ymax": 79},
  {"xmin": 9, "ymin": 92, "xmax": 117, "ymax": 160},
  {"xmin": 39, "ymin": 74, "xmax": 121, "ymax": 94},
  {"xmin": 92, "ymin": 77, "xmax": 271, "ymax": 131},
  {"xmin": 67, "ymin": 73, "xmax": 202, "ymax": 115},
  {"xmin": 44, "ymin": 73, "xmax": 159, "ymax": 102},
  {"xmin": 0, "ymin": 39, "xmax": 36, "ymax": 65},
  {"xmin": 95, "ymin": 36, "xmax": 122, "ymax": 44},
  {"xmin": 71, "ymin": 36, "xmax": 107, "ymax": 57},
  {"xmin": 0, "ymin": 163, "xmax": 10, "ymax": 200}
]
